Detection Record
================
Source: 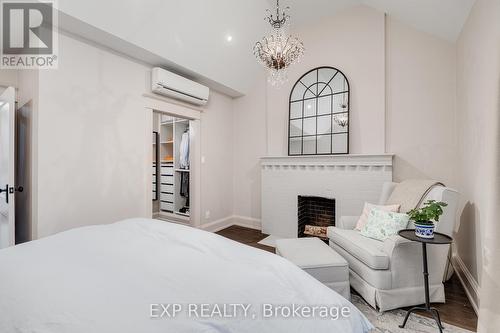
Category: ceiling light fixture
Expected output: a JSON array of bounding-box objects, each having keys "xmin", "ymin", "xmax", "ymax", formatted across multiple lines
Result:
[{"xmin": 253, "ymin": 0, "xmax": 305, "ymax": 87}]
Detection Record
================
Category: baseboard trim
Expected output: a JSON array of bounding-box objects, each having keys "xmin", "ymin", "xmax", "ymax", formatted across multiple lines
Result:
[
  {"xmin": 451, "ymin": 253, "xmax": 480, "ymax": 314},
  {"xmin": 231, "ymin": 215, "xmax": 262, "ymax": 230},
  {"xmin": 198, "ymin": 215, "xmax": 262, "ymax": 233},
  {"xmin": 198, "ymin": 216, "xmax": 234, "ymax": 232}
]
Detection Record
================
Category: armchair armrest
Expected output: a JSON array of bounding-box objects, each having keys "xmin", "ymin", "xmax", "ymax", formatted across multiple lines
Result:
[
  {"xmin": 382, "ymin": 235, "xmax": 415, "ymax": 256},
  {"xmin": 382, "ymin": 235, "xmax": 424, "ymax": 289},
  {"xmin": 337, "ymin": 216, "xmax": 359, "ymax": 230},
  {"xmin": 382, "ymin": 234, "xmax": 449, "ymax": 289}
]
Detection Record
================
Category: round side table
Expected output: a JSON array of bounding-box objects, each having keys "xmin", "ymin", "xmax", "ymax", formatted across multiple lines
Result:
[{"xmin": 397, "ymin": 229, "xmax": 453, "ymax": 333}]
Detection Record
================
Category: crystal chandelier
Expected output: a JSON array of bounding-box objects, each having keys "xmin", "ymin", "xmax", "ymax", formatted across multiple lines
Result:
[{"xmin": 253, "ymin": 0, "xmax": 305, "ymax": 86}]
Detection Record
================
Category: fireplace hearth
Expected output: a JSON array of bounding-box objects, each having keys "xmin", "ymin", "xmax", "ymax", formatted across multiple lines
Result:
[{"xmin": 297, "ymin": 196, "xmax": 335, "ymax": 238}]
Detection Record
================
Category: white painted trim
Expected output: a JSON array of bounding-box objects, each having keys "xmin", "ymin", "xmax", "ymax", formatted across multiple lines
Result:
[
  {"xmin": 451, "ymin": 253, "xmax": 480, "ymax": 314},
  {"xmin": 143, "ymin": 93, "xmax": 203, "ymax": 113},
  {"xmin": 143, "ymin": 94, "xmax": 201, "ymax": 120},
  {"xmin": 261, "ymin": 153, "xmax": 394, "ymax": 160},
  {"xmin": 189, "ymin": 119, "xmax": 202, "ymax": 228},
  {"xmin": 260, "ymin": 154, "xmax": 394, "ymax": 169},
  {"xmin": 232, "ymin": 215, "xmax": 262, "ymax": 230},
  {"xmin": 198, "ymin": 215, "xmax": 262, "ymax": 233},
  {"xmin": 144, "ymin": 96, "xmax": 202, "ymax": 228},
  {"xmin": 198, "ymin": 216, "xmax": 234, "ymax": 233},
  {"xmin": 145, "ymin": 108, "xmax": 154, "ymax": 218}
]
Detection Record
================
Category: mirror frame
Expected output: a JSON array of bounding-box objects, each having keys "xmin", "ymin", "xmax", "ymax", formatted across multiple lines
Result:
[{"xmin": 288, "ymin": 66, "xmax": 350, "ymax": 156}]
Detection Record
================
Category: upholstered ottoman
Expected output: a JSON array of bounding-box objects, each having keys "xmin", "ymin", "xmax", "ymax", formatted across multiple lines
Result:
[{"xmin": 275, "ymin": 237, "xmax": 350, "ymax": 299}]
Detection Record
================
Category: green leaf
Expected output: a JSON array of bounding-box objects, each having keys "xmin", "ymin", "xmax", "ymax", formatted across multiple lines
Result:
[{"xmin": 408, "ymin": 200, "xmax": 447, "ymax": 223}]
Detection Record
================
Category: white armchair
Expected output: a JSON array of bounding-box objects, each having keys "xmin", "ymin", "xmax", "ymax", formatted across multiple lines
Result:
[{"xmin": 327, "ymin": 182, "xmax": 459, "ymax": 311}]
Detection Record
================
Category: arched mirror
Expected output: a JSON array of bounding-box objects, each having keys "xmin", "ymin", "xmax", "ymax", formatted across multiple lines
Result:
[{"xmin": 288, "ymin": 67, "xmax": 350, "ymax": 155}]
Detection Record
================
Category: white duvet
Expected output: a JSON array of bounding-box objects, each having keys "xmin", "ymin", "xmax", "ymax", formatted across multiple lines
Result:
[{"xmin": 0, "ymin": 218, "xmax": 372, "ymax": 333}]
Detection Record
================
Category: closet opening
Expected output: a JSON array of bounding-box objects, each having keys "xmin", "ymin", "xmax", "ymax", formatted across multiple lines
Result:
[{"xmin": 152, "ymin": 111, "xmax": 192, "ymax": 224}]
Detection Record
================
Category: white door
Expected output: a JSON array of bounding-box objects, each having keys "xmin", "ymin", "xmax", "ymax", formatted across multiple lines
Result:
[{"xmin": 0, "ymin": 87, "xmax": 16, "ymax": 249}]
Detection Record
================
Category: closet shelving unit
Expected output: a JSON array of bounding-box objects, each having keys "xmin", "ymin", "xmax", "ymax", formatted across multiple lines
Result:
[{"xmin": 152, "ymin": 114, "xmax": 190, "ymax": 222}]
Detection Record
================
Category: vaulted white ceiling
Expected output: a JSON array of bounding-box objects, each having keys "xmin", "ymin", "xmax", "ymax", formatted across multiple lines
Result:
[
  {"xmin": 288, "ymin": 0, "xmax": 475, "ymax": 42},
  {"xmin": 57, "ymin": 0, "xmax": 475, "ymax": 96}
]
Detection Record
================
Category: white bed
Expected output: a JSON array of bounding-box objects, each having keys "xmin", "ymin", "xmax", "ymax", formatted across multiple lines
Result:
[{"xmin": 0, "ymin": 218, "xmax": 372, "ymax": 332}]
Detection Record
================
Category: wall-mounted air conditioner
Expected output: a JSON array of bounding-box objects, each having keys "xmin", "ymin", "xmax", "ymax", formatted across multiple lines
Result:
[{"xmin": 151, "ymin": 67, "xmax": 209, "ymax": 106}]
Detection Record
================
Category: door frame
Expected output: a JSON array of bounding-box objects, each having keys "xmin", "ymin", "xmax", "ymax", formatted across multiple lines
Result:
[
  {"xmin": 0, "ymin": 87, "xmax": 16, "ymax": 248},
  {"xmin": 143, "ymin": 94, "xmax": 202, "ymax": 228}
]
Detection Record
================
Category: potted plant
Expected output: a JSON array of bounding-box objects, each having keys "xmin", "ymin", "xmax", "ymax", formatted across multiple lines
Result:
[{"xmin": 407, "ymin": 200, "xmax": 448, "ymax": 238}]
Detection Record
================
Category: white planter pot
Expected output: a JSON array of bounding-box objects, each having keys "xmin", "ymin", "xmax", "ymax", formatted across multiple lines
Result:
[{"xmin": 414, "ymin": 222, "xmax": 435, "ymax": 239}]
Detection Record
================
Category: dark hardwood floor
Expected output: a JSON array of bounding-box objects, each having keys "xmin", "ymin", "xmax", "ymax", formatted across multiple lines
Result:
[
  {"xmin": 217, "ymin": 225, "xmax": 275, "ymax": 253},
  {"xmin": 404, "ymin": 275, "xmax": 478, "ymax": 331},
  {"xmin": 216, "ymin": 225, "xmax": 478, "ymax": 332}
]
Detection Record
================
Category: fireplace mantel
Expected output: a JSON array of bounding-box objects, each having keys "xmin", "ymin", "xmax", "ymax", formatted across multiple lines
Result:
[
  {"xmin": 261, "ymin": 154, "xmax": 393, "ymax": 169},
  {"xmin": 260, "ymin": 154, "xmax": 394, "ymax": 238}
]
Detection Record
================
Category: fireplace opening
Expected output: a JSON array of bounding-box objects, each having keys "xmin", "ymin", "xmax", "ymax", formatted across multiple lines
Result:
[{"xmin": 298, "ymin": 196, "xmax": 335, "ymax": 239}]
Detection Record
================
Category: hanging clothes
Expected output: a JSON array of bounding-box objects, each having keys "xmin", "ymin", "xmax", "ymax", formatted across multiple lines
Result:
[
  {"xmin": 180, "ymin": 172, "xmax": 189, "ymax": 198},
  {"xmin": 179, "ymin": 129, "xmax": 190, "ymax": 169}
]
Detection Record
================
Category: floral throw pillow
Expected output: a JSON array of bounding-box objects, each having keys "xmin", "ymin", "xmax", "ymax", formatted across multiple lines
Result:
[
  {"xmin": 360, "ymin": 208, "xmax": 409, "ymax": 241},
  {"xmin": 354, "ymin": 202, "xmax": 401, "ymax": 231}
]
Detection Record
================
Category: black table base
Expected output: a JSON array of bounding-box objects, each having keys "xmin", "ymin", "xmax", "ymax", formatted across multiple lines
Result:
[
  {"xmin": 397, "ymin": 230, "xmax": 453, "ymax": 333},
  {"xmin": 399, "ymin": 305, "xmax": 444, "ymax": 332}
]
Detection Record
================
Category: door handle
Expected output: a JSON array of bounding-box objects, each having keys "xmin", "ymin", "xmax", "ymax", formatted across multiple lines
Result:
[
  {"xmin": 0, "ymin": 185, "xmax": 23, "ymax": 204},
  {"xmin": 9, "ymin": 186, "xmax": 23, "ymax": 193},
  {"xmin": 0, "ymin": 184, "xmax": 8, "ymax": 204}
]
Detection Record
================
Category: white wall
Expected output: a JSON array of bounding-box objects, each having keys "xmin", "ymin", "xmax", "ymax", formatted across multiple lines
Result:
[
  {"xmin": 232, "ymin": 5, "xmax": 459, "ymax": 221},
  {"xmin": 385, "ymin": 18, "xmax": 457, "ymax": 186},
  {"xmin": 22, "ymin": 33, "xmax": 234, "ymax": 237},
  {"xmin": 266, "ymin": 5, "xmax": 386, "ymax": 156},
  {"xmin": 454, "ymin": 0, "xmax": 500, "ymax": 325},
  {"xmin": 0, "ymin": 70, "xmax": 18, "ymax": 92},
  {"xmin": 200, "ymin": 91, "xmax": 234, "ymax": 224},
  {"xmin": 232, "ymin": 5, "xmax": 386, "ymax": 220},
  {"xmin": 232, "ymin": 72, "xmax": 267, "ymax": 219},
  {"xmin": 35, "ymin": 33, "xmax": 152, "ymax": 237}
]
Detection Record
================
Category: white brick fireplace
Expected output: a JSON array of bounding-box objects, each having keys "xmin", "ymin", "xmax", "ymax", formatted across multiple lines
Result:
[{"xmin": 260, "ymin": 154, "xmax": 393, "ymax": 238}]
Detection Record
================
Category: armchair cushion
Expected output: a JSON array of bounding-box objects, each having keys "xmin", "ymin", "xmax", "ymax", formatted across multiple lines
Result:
[{"xmin": 327, "ymin": 227, "xmax": 389, "ymax": 270}]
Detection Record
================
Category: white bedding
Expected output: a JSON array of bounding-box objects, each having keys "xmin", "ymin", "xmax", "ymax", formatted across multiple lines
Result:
[{"xmin": 0, "ymin": 218, "xmax": 372, "ymax": 333}]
